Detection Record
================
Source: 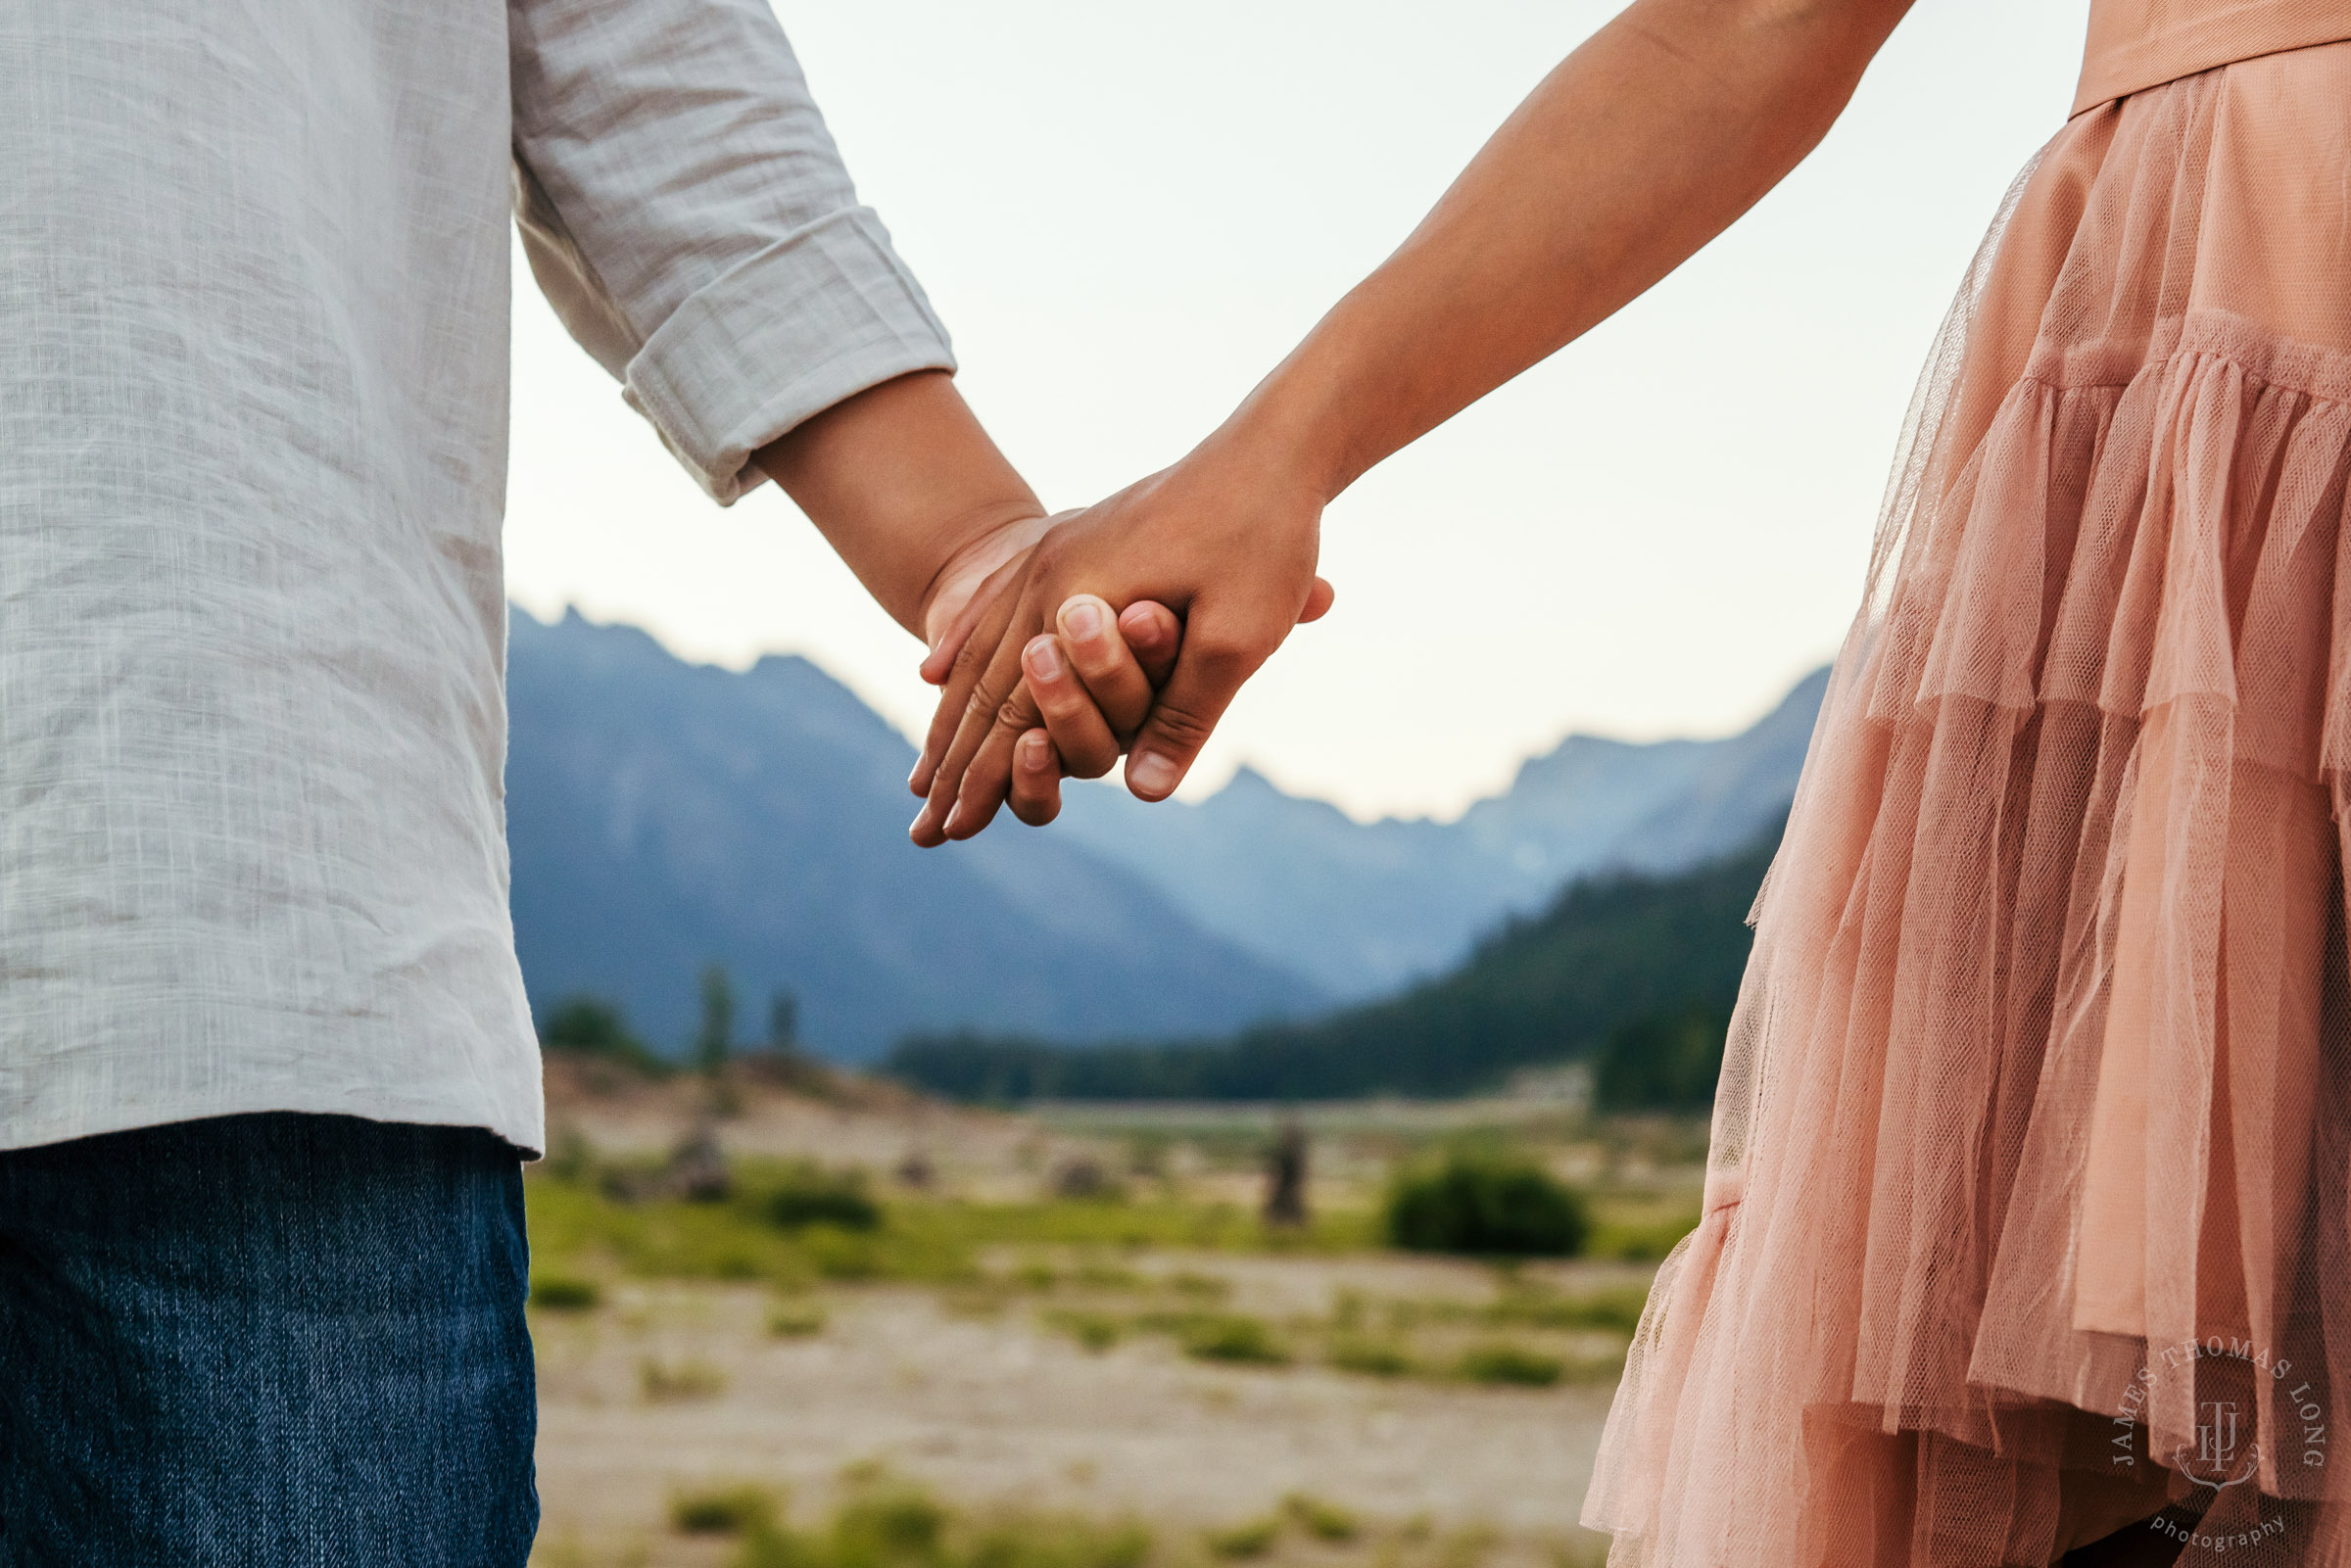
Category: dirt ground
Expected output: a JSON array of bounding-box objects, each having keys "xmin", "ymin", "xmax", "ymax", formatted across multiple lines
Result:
[
  {"xmin": 530, "ymin": 1270, "xmax": 1624, "ymax": 1567},
  {"xmin": 528, "ymin": 1059, "xmax": 1671, "ymax": 1567}
]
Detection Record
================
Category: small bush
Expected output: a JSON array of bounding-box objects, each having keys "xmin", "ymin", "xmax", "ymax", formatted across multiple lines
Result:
[
  {"xmin": 1178, "ymin": 1314, "xmax": 1290, "ymax": 1366},
  {"xmin": 540, "ymin": 995, "xmax": 670, "ymax": 1076},
  {"xmin": 768, "ymin": 1164, "xmax": 883, "ymax": 1232},
  {"xmin": 1281, "ymin": 1494, "xmax": 1359, "ymax": 1543},
  {"xmin": 768, "ymin": 1298, "xmax": 829, "ymax": 1337},
  {"xmin": 530, "ymin": 1272, "xmax": 601, "ymax": 1311},
  {"xmin": 1456, "ymin": 1343, "xmax": 1565, "ymax": 1388},
  {"xmin": 968, "ymin": 1516, "xmax": 1152, "ymax": 1568},
  {"xmin": 1206, "ymin": 1517, "xmax": 1281, "ymax": 1559},
  {"xmin": 670, "ymin": 1483, "xmax": 778, "ymax": 1535},
  {"xmin": 1165, "ymin": 1271, "xmax": 1231, "ymax": 1302},
  {"xmin": 833, "ymin": 1483, "xmax": 951, "ymax": 1568},
  {"xmin": 1324, "ymin": 1336, "xmax": 1414, "ymax": 1378},
  {"xmin": 1385, "ymin": 1153, "xmax": 1590, "ymax": 1258},
  {"xmin": 641, "ymin": 1356, "xmax": 728, "ymax": 1401},
  {"xmin": 1044, "ymin": 1310, "xmax": 1125, "ymax": 1353}
]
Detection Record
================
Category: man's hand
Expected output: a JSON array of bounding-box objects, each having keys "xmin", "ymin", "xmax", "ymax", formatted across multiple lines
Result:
[
  {"xmin": 908, "ymin": 427, "xmax": 1337, "ymax": 845},
  {"xmin": 999, "ymin": 594, "xmax": 1184, "ymax": 826}
]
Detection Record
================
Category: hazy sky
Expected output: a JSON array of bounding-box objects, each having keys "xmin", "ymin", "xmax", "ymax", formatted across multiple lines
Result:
[{"xmin": 504, "ymin": 0, "xmax": 2093, "ymax": 822}]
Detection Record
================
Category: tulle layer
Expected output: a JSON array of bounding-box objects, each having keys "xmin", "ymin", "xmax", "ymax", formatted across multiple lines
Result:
[{"xmin": 1582, "ymin": 45, "xmax": 2351, "ymax": 1568}]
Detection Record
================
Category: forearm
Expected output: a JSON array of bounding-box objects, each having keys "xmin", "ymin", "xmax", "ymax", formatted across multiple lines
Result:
[
  {"xmin": 1227, "ymin": 0, "xmax": 1913, "ymax": 499},
  {"xmin": 753, "ymin": 370, "xmax": 1043, "ymax": 642}
]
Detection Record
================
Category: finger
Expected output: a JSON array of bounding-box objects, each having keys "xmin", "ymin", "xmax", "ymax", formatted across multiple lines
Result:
[
  {"xmin": 911, "ymin": 556, "xmax": 1028, "ymax": 798},
  {"xmin": 1006, "ymin": 730, "xmax": 1065, "ymax": 827},
  {"xmin": 1025, "ymin": 634, "xmax": 1122, "ymax": 779},
  {"xmin": 1123, "ymin": 620, "xmax": 1264, "ymax": 803},
  {"xmin": 914, "ymin": 594, "xmax": 1043, "ymax": 844},
  {"xmin": 1300, "ymin": 576, "xmax": 1336, "ymax": 624},
  {"xmin": 1057, "ymin": 594, "xmax": 1155, "ymax": 737},
  {"xmin": 940, "ymin": 682, "xmax": 1037, "ymax": 840},
  {"xmin": 1119, "ymin": 601, "xmax": 1182, "ymax": 688},
  {"xmin": 915, "ymin": 511, "xmax": 1063, "ymax": 687}
]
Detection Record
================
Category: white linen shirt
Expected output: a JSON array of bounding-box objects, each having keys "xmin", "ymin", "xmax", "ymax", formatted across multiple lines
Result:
[{"xmin": 0, "ymin": 0, "xmax": 953, "ymax": 1154}]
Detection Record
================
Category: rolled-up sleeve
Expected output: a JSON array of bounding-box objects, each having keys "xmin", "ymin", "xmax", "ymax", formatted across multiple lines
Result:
[{"xmin": 508, "ymin": 0, "xmax": 955, "ymax": 502}]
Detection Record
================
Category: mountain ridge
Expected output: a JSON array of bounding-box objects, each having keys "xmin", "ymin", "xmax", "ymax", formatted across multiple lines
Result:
[{"xmin": 504, "ymin": 606, "xmax": 1827, "ymax": 1060}]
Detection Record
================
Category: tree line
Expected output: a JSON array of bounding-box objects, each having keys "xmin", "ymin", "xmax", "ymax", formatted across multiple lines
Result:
[{"xmin": 885, "ymin": 817, "xmax": 1782, "ymax": 1107}]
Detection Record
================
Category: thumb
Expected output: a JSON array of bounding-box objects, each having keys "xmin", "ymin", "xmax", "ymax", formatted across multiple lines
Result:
[{"xmin": 1121, "ymin": 630, "xmax": 1259, "ymax": 802}]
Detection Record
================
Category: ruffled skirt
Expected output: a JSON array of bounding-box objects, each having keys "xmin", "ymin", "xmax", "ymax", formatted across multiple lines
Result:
[{"xmin": 1581, "ymin": 43, "xmax": 2351, "ymax": 1568}]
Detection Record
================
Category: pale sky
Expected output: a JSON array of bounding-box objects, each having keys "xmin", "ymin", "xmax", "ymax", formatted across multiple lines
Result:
[{"xmin": 504, "ymin": 0, "xmax": 2093, "ymax": 823}]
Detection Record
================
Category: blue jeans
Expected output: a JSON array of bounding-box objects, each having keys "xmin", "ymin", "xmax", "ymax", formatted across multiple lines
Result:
[{"xmin": 0, "ymin": 1113, "xmax": 538, "ymax": 1566}]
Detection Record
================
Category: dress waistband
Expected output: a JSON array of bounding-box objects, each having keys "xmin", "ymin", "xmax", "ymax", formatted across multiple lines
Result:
[{"xmin": 2075, "ymin": 0, "xmax": 2351, "ymax": 113}]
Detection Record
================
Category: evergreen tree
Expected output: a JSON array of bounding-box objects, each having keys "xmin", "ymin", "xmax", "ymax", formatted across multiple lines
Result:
[{"xmin": 695, "ymin": 963, "xmax": 736, "ymax": 1075}]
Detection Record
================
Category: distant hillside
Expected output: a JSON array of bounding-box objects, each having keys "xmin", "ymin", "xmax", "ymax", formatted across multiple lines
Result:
[
  {"xmin": 886, "ymin": 818, "xmax": 1782, "ymax": 1103},
  {"xmin": 504, "ymin": 609, "xmax": 1322, "ymax": 1061},
  {"xmin": 1052, "ymin": 668, "xmax": 1823, "ymax": 1000}
]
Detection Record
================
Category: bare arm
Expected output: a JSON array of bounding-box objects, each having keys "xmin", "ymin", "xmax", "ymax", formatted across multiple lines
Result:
[
  {"xmin": 914, "ymin": 0, "xmax": 1915, "ymax": 842},
  {"xmin": 752, "ymin": 370, "xmax": 1047, "ymax": 654}
]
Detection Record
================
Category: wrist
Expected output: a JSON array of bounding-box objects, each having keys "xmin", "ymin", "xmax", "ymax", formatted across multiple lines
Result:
[
  {"xmin": 1214, "ymin": 338, "xmax": 1365, "ymax": 507},
  {"xmin": 914, "ymin": 499, "xmax": 1051, "ymax": 651}
]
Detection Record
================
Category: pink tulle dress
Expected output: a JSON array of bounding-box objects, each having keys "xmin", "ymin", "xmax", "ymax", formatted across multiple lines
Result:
[{"xmin": 1579, "ymin": 6, "xmax": 2351, "ymax": 1565}]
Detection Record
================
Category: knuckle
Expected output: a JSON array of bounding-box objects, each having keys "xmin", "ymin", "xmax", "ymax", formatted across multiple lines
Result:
[
  {"xmin": 1146, "ymin": 699, "xmax": 1218, "ymax": 752},
  {"xmin": 962, "ymin": 676, "xmax": 1005, "ymax": 725}
]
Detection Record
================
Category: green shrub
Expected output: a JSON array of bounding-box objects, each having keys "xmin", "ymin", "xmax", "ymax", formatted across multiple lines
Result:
[
  {"xmin": 671, "ymin": 1483, "xmax": 779, "ymax": 1535},
  {"xmin": 1324, "ymin": 1336, "xmax": 1415, "ymax": 1378},
  {"xmin": 1281, "ymin": 1494, "xmax": 1359, "ymax": 1543},
  {"xmin": 529, "ymin": 1272, "xmax": 601, "ymax": 1311},
  {"xmin": 1385, "ymin": 1153, "xmax": 1590, "ymax": 1258},
  {"xmin": 1043, "ymin": 1309, "xmax": 1125, "ymax": 1353},
  {"xmin": 1205, "ymin": 1517, "xmax": 1281, "ymax": 1559},
  {"xmin": 641, "ymin": 1356, "xmax": 728, "ymax": 1401},
  {"xmin": 540, "ymin": 995, "xmax": 669, "ymax": 1076},
  {"xmin": 1165, "ymin": 1271, "xmax": 1231, "ymax": 1302},
  {"xmin": 1456, "ymin": 1343, "xmax": 1565, "ymax": 1388},
  {"xmin": 967, "ymin": 1516, "xmax": 1152, "ymax": 1568},
  {"xmin": 736, "ymin": 1488, "xmax": 1152, "ymax": 1568},
  {"xmin": 768, "ymin": 1297, "xmax": 829, "ymax": 1337},
  {"xmin": 1177, "ymin": 1313, "xmax": 1290, "ymax": 1366},
  {"xmin": 818, "ymin": 1483, "xmax": 951, "ymax": 1568},
  {"xmin": 768, "ymin": 1164, "xmax": 883, "ymax": 1232}
]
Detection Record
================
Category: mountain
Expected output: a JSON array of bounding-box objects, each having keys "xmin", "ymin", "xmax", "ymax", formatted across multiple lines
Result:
[
  {"xmin": 886, "ymin": 819, "xmax": 1782, "ymax": 1103},
  {"xmin": 1051, "ymin": 665, "xmax": 1825, "ymax": 1000},
  {"xmin": 504, "ymin": 608, "xmax": 1322, "ymax": 1061}
]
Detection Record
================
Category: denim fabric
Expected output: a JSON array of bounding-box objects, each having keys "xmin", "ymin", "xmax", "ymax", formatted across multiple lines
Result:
[{"xmin": 0, "ymin": 1113, "xmax": 538, "ymax": 1566}]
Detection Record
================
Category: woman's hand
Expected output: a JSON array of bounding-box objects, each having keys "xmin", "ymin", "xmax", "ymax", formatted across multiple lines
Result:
[
  {"xmin": 908, "ymin": 427, "xmax": 1337, "ymax": 845},
  {"xmin": 914, "ymin": 514, "xmax": 1189, "ymax": 820}
]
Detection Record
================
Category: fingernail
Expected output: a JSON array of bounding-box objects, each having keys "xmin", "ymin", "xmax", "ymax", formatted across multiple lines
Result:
[
  {"xmin": 1019, "ymin": 733, "xmax": 1051, "ymax": 773},
  {"xmin": 1062, "ymin": 597, "xmax": 1104, "ymax": 641},
  {"xmin": 942, "ymin": 801, "xmax": 965, "ymax": 835},
  {"xmin": 1128, "ymin": 753, "xmax": 1177, "ymax": 797},
  {"xmin": 1024, "ymin": 635, "xmax": 1065, "ymax": 682}
]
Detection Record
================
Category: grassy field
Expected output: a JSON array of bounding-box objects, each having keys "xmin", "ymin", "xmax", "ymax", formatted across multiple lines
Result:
[{"xmin": 525, "ymin": 1068, "xmax": 1704, "ymax": 1567}]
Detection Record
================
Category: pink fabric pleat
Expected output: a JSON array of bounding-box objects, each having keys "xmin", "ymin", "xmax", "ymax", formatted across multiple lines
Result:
[{"xmin": 1582, "ymin": 45, "xmax": 2351, "ymax": 1568}]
